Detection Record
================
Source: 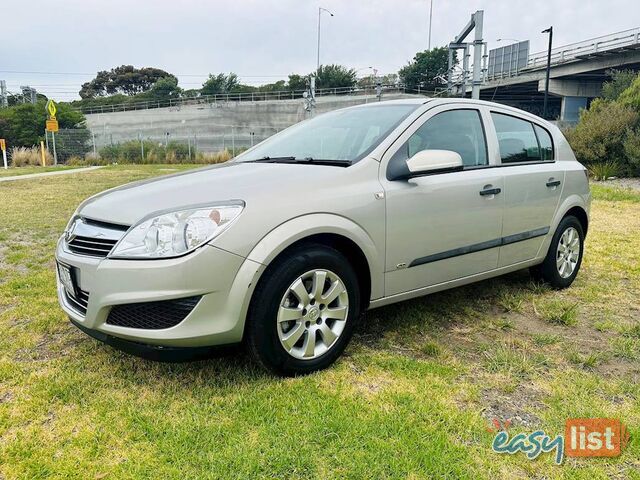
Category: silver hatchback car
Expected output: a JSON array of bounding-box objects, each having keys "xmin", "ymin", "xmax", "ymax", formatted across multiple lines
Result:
[{"xmin": 56, "ymin": 98, "xmax": 590, "ymax": 375}]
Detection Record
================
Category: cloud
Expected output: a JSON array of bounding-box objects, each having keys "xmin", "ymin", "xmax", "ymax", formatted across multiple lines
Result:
[{"xmin": 1, "ymin": 0, "xmax": 637, "ymax": 100}]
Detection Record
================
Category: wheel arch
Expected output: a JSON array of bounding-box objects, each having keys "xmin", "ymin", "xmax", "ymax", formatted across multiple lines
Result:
[
  {"xmin": 564, "ymin": 205, "xmax": 589, "ymax": 237},
  {"xmin": 246, "ymin": 214, "xmax": 383, "ymax": 307},
  {"xmin": 536, "ymin": 195, "xmax": 590, "ymax": 260}
]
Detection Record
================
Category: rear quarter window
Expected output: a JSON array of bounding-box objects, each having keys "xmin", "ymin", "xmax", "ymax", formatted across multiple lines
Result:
[{"xmin": 533, "ymin": 124, "xmax": 554, "ymax": 160}]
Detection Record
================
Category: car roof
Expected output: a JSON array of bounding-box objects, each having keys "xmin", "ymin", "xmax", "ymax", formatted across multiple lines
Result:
[{"xmin": 354, "ymin": 98, "xmax": 431, "ymax": 107}]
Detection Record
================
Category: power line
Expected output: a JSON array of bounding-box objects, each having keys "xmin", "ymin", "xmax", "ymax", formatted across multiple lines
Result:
[{"xmin": 0, "ymin": 70, "xmax": 292, "ymax": 78}]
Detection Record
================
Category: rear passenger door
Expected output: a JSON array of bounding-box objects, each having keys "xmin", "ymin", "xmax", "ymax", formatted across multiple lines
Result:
[{"xmin": 488, "ymin": 111, "xmax": 565, "ymax": 267}]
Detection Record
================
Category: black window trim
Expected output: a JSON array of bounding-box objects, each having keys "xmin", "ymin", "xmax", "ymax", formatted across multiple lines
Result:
[
  {"xmin": 385, "ymin": 107, "xmax": 490, "ymax": 180},
  {"xmin": 489, "ymin": 110, "xmax": 556, "ymax": 166}
]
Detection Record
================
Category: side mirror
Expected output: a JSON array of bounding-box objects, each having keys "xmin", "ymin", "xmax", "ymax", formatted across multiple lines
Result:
[{"xmin": 406, "ymin": 149, "xmax": 463, "ymax": 176}]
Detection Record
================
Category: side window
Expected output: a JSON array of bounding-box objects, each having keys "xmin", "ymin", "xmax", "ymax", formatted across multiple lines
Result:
[
  {"xmin": 534, "ymin": 124, "xmax": 554, "ymax": 160},
  {"xmin": 491, "ymin": 112, "xmax": 541, "ymax": 163},
  {"xmin": 391, "ymin": 109, "xmax": 488, "ymax": 168}
]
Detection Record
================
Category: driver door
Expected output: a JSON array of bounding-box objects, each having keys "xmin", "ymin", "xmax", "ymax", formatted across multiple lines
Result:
[{"xmin": 381, "ymin": 105, "xmax": 504, "ymax": 296}]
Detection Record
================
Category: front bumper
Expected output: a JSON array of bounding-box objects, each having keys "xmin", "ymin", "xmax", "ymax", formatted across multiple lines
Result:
[{"xmin": 56, "ymin": 237, "xmax": 265, "ymax": 348}]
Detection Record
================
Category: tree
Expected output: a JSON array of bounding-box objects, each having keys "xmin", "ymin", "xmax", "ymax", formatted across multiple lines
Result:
[
  {"xmin": 602, "ymin": 70, "xmax": 638, "ymax": 101},
  {"xmin": 315, "ymin": 64, "xmax": 357, "ymax": 90},
  {"xmin": 201, "ymin": 73, "xmax": 241, "ymax": 96},
  {"xmin": 287, "ymin": 74, "xmax": 308, "ymax": 91},
  {"xmin": 618, "ymin": 73, "xmax": 640, "ymax": 111},
  {"xmin": 399, "ymin": 47, "xmax": 454, "ymax": 91},
  {"xmin": 566, "ymin": 98, "xmax": 639, "ymax": 174},
  {"xmin": 143, "ymin": 76, "xmax": 182, "ymax": 102},
  {"xmin": 79, "ymin": 65, "xmax": 176, "ymax": 98},
  {"xmin": 0, "ymin": 101, "xmax": 86, "ymax": 148}
]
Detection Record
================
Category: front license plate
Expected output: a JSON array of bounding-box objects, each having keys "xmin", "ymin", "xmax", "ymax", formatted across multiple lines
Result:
[{"xmin": 57, "ymin": 262, "xmax": 76, "ymax": 297}]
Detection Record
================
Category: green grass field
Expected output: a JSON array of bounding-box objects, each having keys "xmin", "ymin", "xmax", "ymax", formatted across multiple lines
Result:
[{"xmin": 0, "ymin": 165, "xmax": 638, "ymax": 479}]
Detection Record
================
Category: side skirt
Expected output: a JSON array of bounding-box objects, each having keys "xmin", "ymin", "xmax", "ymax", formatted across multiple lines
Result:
[{"xmin": 368, "ymin": 257, "xmax": 541, "ymax": 310}]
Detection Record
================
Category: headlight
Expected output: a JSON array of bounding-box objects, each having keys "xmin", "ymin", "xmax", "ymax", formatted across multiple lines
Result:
[{"xmin": 109, "ymin": 203, "xmax": 244, "ymax": 259}]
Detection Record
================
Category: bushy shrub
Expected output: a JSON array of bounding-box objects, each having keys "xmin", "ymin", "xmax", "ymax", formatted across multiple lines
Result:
[
  {"xmin": 588, "ymin": 161, "xmax": 619, "ymax": 181},
  {"xmin": 96, "ymin": 140, "xmax": 234, "ymax": 165},
  {"xmin": 566, "ymin": 99, "xmax": 640, "ymax": 175},
  {"xmin": 623, "ymin": 128, "xmax": 640, "ymax": 170},
  {"xmin": 618, "ymin": 74, "xmax": 640, "ymax": 111},
  {"xmin": 194, "ymin": 150, "xmax": 233, "ymax": 164},
  {"xmin": 10, "ymin": 146, "xmax": 53, "ymax": 167},
  {"xmin": 602, "ymin": 70, "xmax": 638, "ymax": 101}
]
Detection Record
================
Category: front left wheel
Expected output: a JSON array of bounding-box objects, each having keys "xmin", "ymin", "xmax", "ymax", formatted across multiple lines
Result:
[{"xmin": 246, "ymin": 244, "xmax": 361, "ymax": 376}]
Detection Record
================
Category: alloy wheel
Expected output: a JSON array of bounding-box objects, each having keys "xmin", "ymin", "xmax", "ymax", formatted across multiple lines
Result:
[
  {"xmin": 277, "ymin": 269, "xmax": 349, "ymax": 360},
  {"xmin": 556, "ymin": 227, "xmax": 580, "ymax": 278}
]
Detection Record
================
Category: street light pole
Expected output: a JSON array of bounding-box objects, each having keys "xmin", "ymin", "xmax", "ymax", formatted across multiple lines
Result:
[
  {"xmin": 542, "ymin": 26, "xmax": 553, "ymax": 119},
  {"xmin": 317, "ymin": 7, "xmax": 334, "ymax": 73},
  {"xmin": 428, "ymin": 0, "xmax": 433, "ymax": 50}
]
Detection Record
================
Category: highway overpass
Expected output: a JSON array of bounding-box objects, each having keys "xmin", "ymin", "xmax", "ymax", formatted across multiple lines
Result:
[{"xmin": 453, "ymin": 27, "xmax": 640, "ymax": 122}]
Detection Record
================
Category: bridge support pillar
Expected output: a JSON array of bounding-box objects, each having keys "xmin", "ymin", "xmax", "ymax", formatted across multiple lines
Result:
[
  {"xmin": 560, "ymin": 96, "xmax": 589, "ymax": 123},
  {"xmin": 537, "ymin": 79, "xmax": 600, "ymax": 122}
]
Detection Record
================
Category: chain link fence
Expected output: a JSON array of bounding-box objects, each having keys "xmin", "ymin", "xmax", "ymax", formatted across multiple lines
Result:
[{"xmin": 48, "ymin": 126, "xmax": 279, "ymax": 163}]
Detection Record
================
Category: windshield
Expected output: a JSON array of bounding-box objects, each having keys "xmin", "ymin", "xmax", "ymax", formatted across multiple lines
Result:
[{"xmin": 238, "ymin": 104, "xmax": 419, "ymax": 164}]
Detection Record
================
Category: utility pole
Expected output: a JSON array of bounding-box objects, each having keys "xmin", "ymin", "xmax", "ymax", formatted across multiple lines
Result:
[
  {"xmin": 428, "ymin": 0, "xmax": 434, "ymax": 50},
  {"xmin": 542, "ymin": 26, "xmax": 553, "ymax": 119},
  {"xmin": 0, "ymin": 81, "xmax": 7, "ymax": 108},
  {"xmin": 316, "ymin": 7, "xmax": 334, "ymax": 73}
]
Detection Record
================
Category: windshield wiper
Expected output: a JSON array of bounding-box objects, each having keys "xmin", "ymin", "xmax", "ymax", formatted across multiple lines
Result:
[{"xmin": 247, "ymin": 156, "xmax": 352, "ymax": 167}]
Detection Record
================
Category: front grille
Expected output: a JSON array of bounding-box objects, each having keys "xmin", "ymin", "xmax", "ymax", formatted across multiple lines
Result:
[
  {"xmin": 65, "ymin": 217, "xmax": 128, "ymax": 258},
  {"xmin": 68, "ymin": 235, "xmax": 118, "ymax": 257},
  {"xmin": 106, "ymin": 296, "xmax": 202, "ymax": 330},
  {"xmin": 64, "ymin": 288, "xmax": 90, "ymax": 315}
]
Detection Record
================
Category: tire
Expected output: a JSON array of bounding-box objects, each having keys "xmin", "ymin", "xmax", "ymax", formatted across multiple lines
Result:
[
  {"xmin": 530, "ymin": 215, "xmax": 584, "ymax": 289},
  {"xmin": 246, "ymin": 243, "xmax": 361, "ymax": 376}
]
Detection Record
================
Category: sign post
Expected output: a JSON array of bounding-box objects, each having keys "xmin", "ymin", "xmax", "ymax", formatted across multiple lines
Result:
[
  {"xmin": 0, "ymin": 139, "xmax": 7, "ymax": 169},
  {"xmin": 45, "ymin": 100, "xmax": 59, "ymax": 165}
]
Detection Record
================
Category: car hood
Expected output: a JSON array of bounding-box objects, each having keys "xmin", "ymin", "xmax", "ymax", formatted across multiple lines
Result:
[{"xmin": 78, "ymin": 161, "xmax": 353, "ymax": 226}]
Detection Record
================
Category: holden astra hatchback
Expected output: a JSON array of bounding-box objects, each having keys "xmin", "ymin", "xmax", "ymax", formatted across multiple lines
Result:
[{"xmin": 56, "ymin": 98, "xmax": 590, "ymax": 375}]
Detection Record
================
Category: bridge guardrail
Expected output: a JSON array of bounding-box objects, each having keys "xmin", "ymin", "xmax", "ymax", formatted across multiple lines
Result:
[{"xmin": 77, "ymin": 85, "xmax": 412, "ymax": 115}]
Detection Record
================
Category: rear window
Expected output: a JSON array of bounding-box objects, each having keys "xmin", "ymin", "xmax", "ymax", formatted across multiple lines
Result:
[{"xmin": 491, "ymin": 112, "xmax": 543, "ymax": 163}]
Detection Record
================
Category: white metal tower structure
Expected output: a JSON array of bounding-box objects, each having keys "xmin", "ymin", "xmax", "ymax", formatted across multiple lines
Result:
[{"xmin": 447, "ymin": 10, "xmax": 486, "ymax": 99}]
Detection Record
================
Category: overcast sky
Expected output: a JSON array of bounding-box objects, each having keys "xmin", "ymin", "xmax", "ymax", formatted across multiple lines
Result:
[{"xmin": 1, "ymin": 0, "xmax": 638, "ymax": 101}]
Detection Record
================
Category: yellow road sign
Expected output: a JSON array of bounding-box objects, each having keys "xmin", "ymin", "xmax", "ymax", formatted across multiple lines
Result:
[
  {"xmin": 46, "ymin": 99, "xmax": 57, "ymax": 119},
  {"xmin": 46, "ymin": 119, "xmax": 59, "ymax": 132},
  {"xmin": 0, "ymin": 139, "xmax": 5, "ymax": 151}
]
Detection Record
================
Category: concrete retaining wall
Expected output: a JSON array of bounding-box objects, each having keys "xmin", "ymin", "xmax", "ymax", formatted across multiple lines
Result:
[{"xmin": 85, "ymin": 93, "xmax": 421, "ymax": 152}]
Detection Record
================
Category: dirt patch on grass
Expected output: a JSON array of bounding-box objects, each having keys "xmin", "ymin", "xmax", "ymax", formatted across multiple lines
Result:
[
  {"xmin": 13, "ymin": 326, "xmax": 84, "ymax": 363},
  {"xmin": 478, "ymin": 382, "xmax": 546, "ymax": 428}
]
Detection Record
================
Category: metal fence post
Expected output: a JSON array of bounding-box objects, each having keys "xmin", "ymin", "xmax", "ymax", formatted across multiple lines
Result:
[
  {"xmin": 232, "ymin": 128, "xmax": 236, "ymax": 154},
  {"xmin": 188, "ymin": 138, "xmax": 191, "ymax": 160},
  {"xmin": 92, "ymin": 132, "xmax": 97, "ymax": 156},
  {"xmin": 140, "ymin": 134, "xmax": 144, "ymax": 161}
]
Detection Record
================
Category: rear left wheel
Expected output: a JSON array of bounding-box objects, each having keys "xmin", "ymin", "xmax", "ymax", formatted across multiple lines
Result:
[
  {"xmin": 531, "ymin": 215, "xmax": 584, "ymax": 289},
  {"xmin": 246, "ymin": 244, "xmax": 361, "ymax": 376}
]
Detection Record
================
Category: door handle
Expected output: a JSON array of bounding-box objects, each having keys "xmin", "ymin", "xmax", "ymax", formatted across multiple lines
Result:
[
  {"xmin": 546, "ymin": 180, "xmax": 561, "ymax": 188},
  {"xmin": 479, "ymin": 187, "xmax": 501, "ymax": 196}
]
